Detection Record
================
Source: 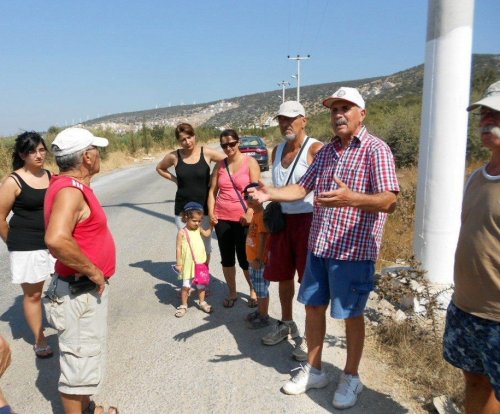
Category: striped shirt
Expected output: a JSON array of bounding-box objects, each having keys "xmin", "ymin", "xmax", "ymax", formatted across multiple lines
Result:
[{"xmin": 298, "ymin": 127, "xmax": 399, "ymax": 261}]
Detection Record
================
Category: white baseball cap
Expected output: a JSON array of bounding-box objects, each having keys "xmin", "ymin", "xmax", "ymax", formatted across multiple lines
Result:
[
  {"xmin": 52, "ymin": 127, "xmax": 109, "ymax": 156},
  {"xmin": 322, "ymin": 87, "xmax": 365, "ymax": 110},
  {"xmin": 274, "ymin": 101, "xmax": 306, "ymax": 119},
  {"xmin": 467, "ymin": 80, "xmax": 500, "ymax": 112}
]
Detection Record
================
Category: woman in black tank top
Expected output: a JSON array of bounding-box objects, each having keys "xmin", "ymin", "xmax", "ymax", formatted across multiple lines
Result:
[
  {"xmin": 0, "ymin": 132, "xmax": 54, "ymax": 359},
  {"xmin": 156, "ymin": 123, "xmax": 226, "ymax": 260}
]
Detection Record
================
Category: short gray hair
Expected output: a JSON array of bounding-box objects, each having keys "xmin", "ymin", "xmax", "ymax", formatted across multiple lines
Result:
[{"xmin": 53, "ymin": 146, "xmax": 86, "ymax": 172}]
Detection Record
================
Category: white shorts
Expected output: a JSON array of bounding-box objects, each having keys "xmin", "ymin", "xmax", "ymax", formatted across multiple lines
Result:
[
  {"xmin": 182, "ymin": 279, "xmax": 207, "ymax": 289},
  {"xmin": 175, "ymin": 214, "xmax": 212, "ymax": 254},
  {"xmin": 9, "ymin": 250, "xmax": 56, "ymax": 284}
]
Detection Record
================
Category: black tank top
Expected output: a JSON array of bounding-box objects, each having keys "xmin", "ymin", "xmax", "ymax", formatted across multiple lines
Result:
[
  {"xmin": 6, "ymin": 170, "xmax": 51, "ymax": 251},
  {"xmin": 174, "ymin": 147, "xmax": 210, "ymax": 215}
]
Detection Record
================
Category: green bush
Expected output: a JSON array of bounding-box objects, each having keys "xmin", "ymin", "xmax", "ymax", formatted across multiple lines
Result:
[{"xmin": 366, "ymin": 98, "xmax": 422, "ymax": 168}]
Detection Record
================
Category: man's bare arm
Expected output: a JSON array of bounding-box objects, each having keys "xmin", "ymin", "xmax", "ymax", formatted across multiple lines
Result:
[
  {"xmin": 45, "ymin": 187, "xmax": 106, "ymax": 292},
  {"xmin": 248, "ymin": 181, "xmax": 309, "ymax": 204}
]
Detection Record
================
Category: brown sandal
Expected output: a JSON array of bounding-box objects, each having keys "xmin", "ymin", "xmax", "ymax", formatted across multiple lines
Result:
[{"xmin": 175, "ymin": 305, "xmax": 188, "ymax": 317}]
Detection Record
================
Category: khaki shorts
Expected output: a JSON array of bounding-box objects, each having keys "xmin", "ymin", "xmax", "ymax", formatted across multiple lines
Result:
[{"xmin": 43, "ymin": 275, "xmax": 109, "ymax": 395}]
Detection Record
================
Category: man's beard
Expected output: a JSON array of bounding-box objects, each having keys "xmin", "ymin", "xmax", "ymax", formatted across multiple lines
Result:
[{"xmin": 284, "ymin": 133, "xmax": 296, "ymax": 141}]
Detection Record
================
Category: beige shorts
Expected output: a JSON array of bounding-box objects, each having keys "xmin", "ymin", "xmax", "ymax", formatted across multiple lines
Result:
[
  {"xmin": 43, "ymin": 275, "xmax": 109, "ymax": 395},
  {"xmin": 9, "ymin": 249, "xmax": 55, "ymax": 284}
]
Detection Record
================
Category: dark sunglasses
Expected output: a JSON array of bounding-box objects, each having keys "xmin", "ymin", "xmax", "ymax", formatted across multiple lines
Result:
[{"xmin": 221, "ymin": 141, "xmax": 238, "ymax": 149}]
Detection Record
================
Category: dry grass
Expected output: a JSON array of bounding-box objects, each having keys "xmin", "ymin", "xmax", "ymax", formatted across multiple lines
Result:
[
  {"xmin": 373, "ymin": 168, "xmax": 467, "ymax": 412},
  {"xmin": 378, "ymin": 166, "xmax": 418, "ymax": 268},
  {"xmin": 368, "ymin": 321, "xmax": 464, "ymax": 411}
]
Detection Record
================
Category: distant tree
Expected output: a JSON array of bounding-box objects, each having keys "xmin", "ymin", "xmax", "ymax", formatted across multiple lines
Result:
[
  {"xmin": 141, "ymin": 120, "xmax": 152, "ymax": 154},
  {"xmin": 365, "ymin": 97, "xmax": 422, "ymax": 168},
  {"xmin": 47, "ymin": 126, "xmax": 61, "ymax": 135},
  {"xmin": 151, "ymin": 125, "xmax": 165, "ymax": 143},
  {"xmin": 129, "ymin": 133, "xmax": 138, "ymax": 155}
]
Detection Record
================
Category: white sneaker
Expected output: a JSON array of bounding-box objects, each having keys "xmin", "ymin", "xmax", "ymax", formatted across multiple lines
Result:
[
  {"xmin": 292, "ymin": 337, "xmax": 308, "ymax": 362},
  {"xmin": 282, "ymin": 364, "xmax": 329, "ymax": 395},
  {"xmin": 332, "ymin": 372, "xmax": 364, "ymax": 409}
]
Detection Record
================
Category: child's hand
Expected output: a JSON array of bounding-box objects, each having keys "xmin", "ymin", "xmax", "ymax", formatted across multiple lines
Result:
[
  {"xmin": 209, "ymin": 213, "xmax": 218, "ymax": 225},
  {"xmin": 175, "ymin": 264, "xmax": 183, "ymax": 273},
  {"xmin": 240, "ymin": 209, "xmax": 253, "ymax": 226}
]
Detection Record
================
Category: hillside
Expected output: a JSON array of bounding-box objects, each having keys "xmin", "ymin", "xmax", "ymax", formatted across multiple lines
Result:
[{"xmin": 83, "ymin": 54, "xmax": 499, "ymax": 132}]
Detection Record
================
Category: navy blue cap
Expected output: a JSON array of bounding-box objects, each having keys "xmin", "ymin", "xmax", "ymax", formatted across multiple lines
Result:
[
  {"xmin": 243, "ymin": 182, "xmax": 260, "ymax": 194},
  {"xmin": 183, "ymin": 201, "xmax": 204, "ymax": 212}
]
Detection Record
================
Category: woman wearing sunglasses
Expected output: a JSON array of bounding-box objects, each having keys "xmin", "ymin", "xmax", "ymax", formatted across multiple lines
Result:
[
  {"xmin": 208, "ymin": 129, "xmax": 260, "ymax": 308},
  {"xmin": 156, "ymin": 123, "xmax": 226, "ymax": 261}
]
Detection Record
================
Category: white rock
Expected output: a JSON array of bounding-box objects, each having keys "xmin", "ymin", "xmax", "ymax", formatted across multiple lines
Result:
[
  {"xmin": 392, "ymin": 310, "xmax": 407, "ymax": 323},
  {"xmin": 433, "ymin": 395, "xmax": 460, "ymax": 414}
]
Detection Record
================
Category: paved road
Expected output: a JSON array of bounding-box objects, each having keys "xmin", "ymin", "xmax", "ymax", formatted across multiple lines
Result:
[{"xmin": 0, "ymin": 161, "xmax": 415, "ymax": 413}]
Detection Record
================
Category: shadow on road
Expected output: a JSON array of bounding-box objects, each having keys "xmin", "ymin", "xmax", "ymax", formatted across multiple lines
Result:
[
  {"xmin": 102, "ymin": 200, "xmax": 175, "ymax": 224},
  {"xmin": 0, "ymin": 295, "xmax": 63, "ymax": 412},
  {"xmin": 35, "ymin": 341, "xmax": 63, "ymax": 414},
  {"xmin": 128, "ymin": 258, "xmax": 408, "ymax": 413},
  {"xmin": 0, "ymin": 296, "xmax": 31, "ymax": 343}
]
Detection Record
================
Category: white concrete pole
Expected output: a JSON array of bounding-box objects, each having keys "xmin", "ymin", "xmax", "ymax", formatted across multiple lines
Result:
[
  {"xmin": 278, "ymin": 80, "xmax": 290, "ymax": 103},
  {"xmin": 288, "ymin": 55, "xmax": 310, "ymax": 103},
  {"xmin": 414, "ymin": 0, "xmax": 475, "ymax": 284}
]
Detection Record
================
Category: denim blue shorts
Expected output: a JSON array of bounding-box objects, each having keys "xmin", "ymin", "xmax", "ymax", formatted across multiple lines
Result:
[
  {"xmin": 443, "ymin": 301, "xmax": 500, "ymax": 399},
  {"xmin": 250, "ymin": 266, "xmax": 270, "ymax": 298},
  {"xmin": 297, "ymin": 252, "xmax": 375, "ymax": 319}
]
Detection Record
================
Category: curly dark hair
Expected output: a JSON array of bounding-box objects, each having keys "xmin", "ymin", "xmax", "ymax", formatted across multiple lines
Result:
[
  {"xmin": 181, "ymin": 208, "xmax": 203, "ymax": 223},
  {"xmin": 12, "ymin": 131, "xmax": 47, "ymax": 170}
]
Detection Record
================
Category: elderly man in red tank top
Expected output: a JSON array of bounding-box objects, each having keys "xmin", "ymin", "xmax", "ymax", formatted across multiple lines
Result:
[{"xmin": 44, "ymin": 127, "xmax": 118, "ymax": 414}]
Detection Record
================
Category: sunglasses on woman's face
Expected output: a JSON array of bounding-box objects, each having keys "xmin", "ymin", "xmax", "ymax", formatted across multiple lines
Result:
[{"xmin": 221, "ymin": 141, "xmax": 238, "ymax": 150}]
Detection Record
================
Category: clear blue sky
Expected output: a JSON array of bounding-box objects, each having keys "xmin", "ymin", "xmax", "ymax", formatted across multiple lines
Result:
[{"xmin": 1, "ymin": 0, "xmax": 498, "ymax": 136}]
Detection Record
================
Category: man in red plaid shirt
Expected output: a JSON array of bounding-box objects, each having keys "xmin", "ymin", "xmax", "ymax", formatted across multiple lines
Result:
[{"xmin": 248, "ymin": 86, "xmax": 399, "ymax": 409}]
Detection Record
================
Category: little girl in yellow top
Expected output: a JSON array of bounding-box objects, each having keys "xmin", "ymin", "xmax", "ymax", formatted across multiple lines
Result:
[{"xmin": 175, "ymin": 202, "xmax": 213, "ymax": 317}]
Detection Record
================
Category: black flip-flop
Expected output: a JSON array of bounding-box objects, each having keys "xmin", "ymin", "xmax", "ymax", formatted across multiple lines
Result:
[
  {"xmin": 223, "ymin": 297, "xmax": 238, "ymax": 308},
  {"xmin": 248, "ymin": 298, "xmax": 258, "ymax": 308}
]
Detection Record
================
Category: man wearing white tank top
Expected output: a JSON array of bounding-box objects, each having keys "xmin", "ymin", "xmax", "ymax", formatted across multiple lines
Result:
[{"xmin": 261, "ymin": 101, "xmax": 323, "ymax": 361}]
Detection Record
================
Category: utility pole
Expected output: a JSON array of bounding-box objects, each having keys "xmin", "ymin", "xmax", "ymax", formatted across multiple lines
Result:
[
  {"xmin": 277, "ymin": 80, "xmax": 290, "ymax": 103},
  {"xmin": 414, "ymin": 0, "xmax": 474, "ymax": 285},
  {"xmin": 287, "ymin": 54, "xmax": 310, "ymax": 102}
]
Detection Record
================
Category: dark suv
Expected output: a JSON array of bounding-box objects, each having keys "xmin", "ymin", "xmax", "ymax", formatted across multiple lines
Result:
[{"xmin": 239, "ymin": 135, "xmax": 269, "ymax": 171}]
